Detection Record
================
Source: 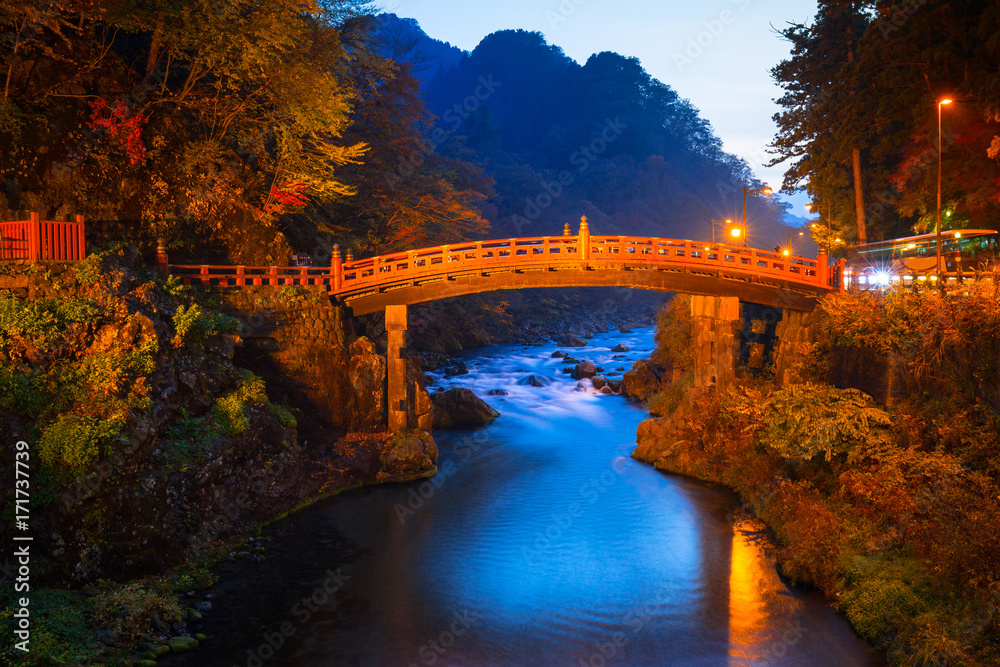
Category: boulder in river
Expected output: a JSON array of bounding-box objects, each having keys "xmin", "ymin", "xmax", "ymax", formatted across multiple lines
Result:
[
  {"xmin": 444, "ymin": 361, "xmax": 468, "ymax": 377},
  {"xmin": 611, "ymin": 344, "xmax": 629, "ymax": 352},
  {"xmin": 517, "ymin": 375, "xmax": 552, "ymax": 387},
  {"xmin": 622, "ymin": 359, "xmax": 664, "ymax": 401},
  {"xmin": 488, "ymin": 388, "xmax": 510, "ymax": 395},
  {"xmin": 381, "ymin": 430, "xmax": 439, "ymax": 478},
  {"xmin": 551, "ymin": 350, "xmax": 568, "ymax": 358},
  {"xmin": 432, "ymin": 389, "xmax": 500, "ymax": 428},
  {"xmin": 555, "ymin": 334, "xmax": 587, "ymax": 347},
  {"xmin": 571, "ymin": 361, "xmax": 597, "ymax": 380},
  {"xmin": 619, "ymin": 327, "xmax": 633, "ymax": 334}
]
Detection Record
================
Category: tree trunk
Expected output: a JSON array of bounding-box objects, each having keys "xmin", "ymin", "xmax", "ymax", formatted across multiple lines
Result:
[{"xmin": 852, "ymin": 147, "xmax": 866, "ymax": 243}]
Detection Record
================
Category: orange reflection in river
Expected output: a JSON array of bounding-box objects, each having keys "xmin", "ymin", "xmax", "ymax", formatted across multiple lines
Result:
[{"xmin": 728, "ymin": 519, "xmax": 772, "ymax": 665}]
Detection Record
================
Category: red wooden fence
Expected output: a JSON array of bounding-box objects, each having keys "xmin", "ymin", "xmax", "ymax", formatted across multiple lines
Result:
[{"xmin": 0, "ymin": 212, "xmax": 86, "ymax": 261}]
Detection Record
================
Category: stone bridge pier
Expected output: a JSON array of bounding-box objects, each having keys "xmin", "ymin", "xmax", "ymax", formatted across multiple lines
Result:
[{"xmin": 690, "ymin": 295, "xmax": 740, "ymax": 390}]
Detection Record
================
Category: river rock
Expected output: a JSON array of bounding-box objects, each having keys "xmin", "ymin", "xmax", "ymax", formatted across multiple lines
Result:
[
  {"xmin": 551, "ymin": 350, "xmax": 568, "ymax": 358},
  {"xmin": 592, "ymin": 376, "xmax": 607, "ymax": 390},
  {"xmin": 444, "ymin": 361, "xmax": 468, "ymax": 376},
  {"xmin": 517, "ymin": 375, "xmax": 552, "ymax": 387},
  {"xmin": 562, "ymin": 357, "xmax": 579, "ymax": 364},
  {"xmin": 622, "ymin": 359, "xmax": 664, "ymax": 401},
  {"xmin": 349, "ymin": 337, "xmax": 386, "ymax": 429},
  {"xmin": 487, "ymin": 389, "xmax": 510, "ymax": 395},
  {"xmin": 431, "ymin": 389, "xmax": 500, "ymax": 428},
  {"xmin": 381, "ymin": 430, "xmax": 438, "ymax": 478},
  {"xmin": 584, "ymin": 332, "xmax": 593, "ymax": 339},
  {"xmin": 555, "ymin": 334, "xmax": 587, "ymax": 347},
  {"xmin": 619, "ymin": 327, "xmax": 633, "ymax": 334},
  {"xmin": 611, "ymin": 344, "xmax": 629, "ymax": 352},
  {"xmin": 168, "ymin": 636, "xmax": 199, "ymax": 653},
  {"xmin": 571, "ymin": 361, "xmax": 597, "ymax": 380}
]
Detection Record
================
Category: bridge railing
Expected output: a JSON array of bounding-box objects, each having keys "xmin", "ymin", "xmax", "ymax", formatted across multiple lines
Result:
[
  {"xmin": 337, "ymin": 235, "xmax": 826, "ymax": 294},
  {"xmin": 168, "ymin": 264, "xmax": 335, "ymax": 287},
  {"xmin": 1, "ymin": 213, "xmax": 86, "ymax": 261}
]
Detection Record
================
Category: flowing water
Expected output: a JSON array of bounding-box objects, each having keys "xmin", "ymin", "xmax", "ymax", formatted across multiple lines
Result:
[{"xmin": 171, "ymin": 327, "xmax": 883, "ymax": 667}]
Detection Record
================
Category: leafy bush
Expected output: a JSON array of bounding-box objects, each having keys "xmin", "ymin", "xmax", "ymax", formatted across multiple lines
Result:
[
  {"xmin": 0, "ymin": 293, "xmax": 103, "ymax": 350},
  {"xmin": 0, "ymin": 588, "xmax": 100, "ymax": 666},
  {"xmin": 843, "ymin": 575, "xmax": 927, "ymax": 642},
  {"xmin": 172, "ymin": 303, "xmax": 240, "ymax": 344},
  {"xmin": 651, "ymin": 294, "xmax": 692, "ymax": 371},
  {"xmin": 91, "ymin": 581, "xmax": 182, "ymax": 642},
  {"xmin": 760, "ymin": 382, "xmax": 894, "ymax": 462},
  {"xmin": 37, "ymin": 414, "xmax": 122, "ymax": 471},
  {"xmin": 212, "ymin": 371, "xmax": 268, "ymax": 436},
  {"xmin": 160, "ymin": 411, "xmax": 220, "ymax": 471}
]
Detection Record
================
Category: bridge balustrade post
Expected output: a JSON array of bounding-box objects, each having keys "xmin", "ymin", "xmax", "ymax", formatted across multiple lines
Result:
[
  {"xmin": 156, "ymin": 237, "xmax": 170, "ymax": 277},
  {"xmin": 563, "ymin": 223, "xmax": 571, "ymax": 237},
  {"xmin": 28, "ymin": 212, "xmax": 40, "ymax": 262},
  {"xmin": 544, "ymin": 236, "xmax": 550, "ymax": 257},
  {"xmin": 331, "ymin": 244, "xmax": 342, "ymax": 291},
  {"xmin": 816, "ymin": 248, "xmax": 828, "ymax": 287},
  {"xmin": 386, "ymin": 305, "xmax": 409, "ymax": 434},
  {"xmin": 579, "ymin": 215, "xmax": 590, "ymax": 261},
  {"xmin": 75, "ymin": 214, "xmax": 86, "ymax": 260}
]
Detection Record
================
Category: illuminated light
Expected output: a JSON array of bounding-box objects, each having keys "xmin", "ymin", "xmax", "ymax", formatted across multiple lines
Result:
[
  {"xmin": 725, "ymin": 219, "xmax": 733, "ymax": 224},
  {"xmin": 782, "ymin": 248, "xmax": 791, "ymax": 256},
  {"xmin": 946, "ymin": 210, "xmax": 953, "ymax": 217},
  {"xmin": 798, "ymin": 231, "xmax": 804, "ymax": 236},
  {"xmin": 940, "ymin": 98, "xmax": 953, "ymax": 105},
  {"xmin": 835, "ymin": 238, "xmax": 842, "ymax": 243},
  {"xmin": 954, "ymin": 232, "xmax": 962, "ymax": 238},
  {"xmin": 730, "ymin": 228, "xmax": 742, "ymax": 238},
  {"xmin": 762, "ymin": 187, "xmax": 773, "ymax": 195},
  {"xmin": 918, "ymin": 275, "xmax": 927, "ymax": 281},
  {"xmin": 906, "ymin": 243, "xmax": 917, "ymax": 250}
]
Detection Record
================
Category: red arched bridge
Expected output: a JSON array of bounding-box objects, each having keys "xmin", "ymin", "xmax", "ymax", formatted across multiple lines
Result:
[{"xmin": 163, "ymin": 218, "xmax": 841, "ymax": 313}]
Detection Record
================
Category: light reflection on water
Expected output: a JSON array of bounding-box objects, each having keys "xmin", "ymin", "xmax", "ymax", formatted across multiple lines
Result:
[{"xmin": 277, "ymin": 328, "xmax": 881, "ymax": 666}]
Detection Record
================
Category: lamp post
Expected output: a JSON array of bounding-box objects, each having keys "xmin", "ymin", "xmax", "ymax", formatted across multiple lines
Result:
[
  {"xmin": 710, "ymin": 218, "xmax": 738, "ymax": 244},
  {"xmin": 742, "ymin": 185, "xmax": 773, "ymax": 247},
  {"xmin": 937, "ymin": 98, "xmax": 952, "ymax": 273}
]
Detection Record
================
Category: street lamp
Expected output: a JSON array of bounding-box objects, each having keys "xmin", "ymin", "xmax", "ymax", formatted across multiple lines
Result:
[
  {"xmin": 937, "ymin": 98, "xmax": 953, "ymax": 273},
  {"xmin": 742, "ymin": 185, "xmax": 773, "ymax": 247},
  {"xmin": 710, "ymin": 218, "xmax": 738, "ymax": 243}
]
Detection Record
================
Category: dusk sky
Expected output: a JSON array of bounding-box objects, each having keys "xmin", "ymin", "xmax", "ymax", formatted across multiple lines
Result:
[{"xmin": 377, "ymin": 0, "xmax": 819, "ymax": 218}]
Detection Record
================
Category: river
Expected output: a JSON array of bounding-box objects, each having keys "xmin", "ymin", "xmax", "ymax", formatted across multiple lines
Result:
[{"xmin": 169, "ymin": 326, "xmax": 883, "ymax": 666}]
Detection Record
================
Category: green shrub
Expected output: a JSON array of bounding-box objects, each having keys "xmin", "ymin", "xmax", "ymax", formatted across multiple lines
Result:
[
  {"xmin": 0, "ymin": 293, "xmax": 103, "ymax": 350},
  {"xmin": 760, "ymin": 382, "xmax": 894, "ymax": 463},
  {"xmin": 91, "ymin": 581, "xmax": 183, "ymax": 642},
  {"xmin": 37, "ymin": 414, "xmax": 122, "ymax": 471},
  {"xmin": 843, "ymin": 576, "xmax": 927, "ymax": 642},
  {"xmin": 651, "ymin": 294, "xmax": 693, "ymax": 371},
  {"xmin": 160, "ymin": 411, "xmax": 220, "ymax": 470},
  {"xmin": 172, "ymin": 303, "xmax": 240, "ymax": 344},
  {"xmin": 0, "ymin": 588, "xmax": 100, "ymax": 665},
  {"xmin": 212, "ymin": 371, "xmax": 268, "ymax": 436}
]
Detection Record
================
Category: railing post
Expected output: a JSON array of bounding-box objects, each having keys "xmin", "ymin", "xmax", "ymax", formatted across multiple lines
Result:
[
  {"xmin": 837, "ymin": 258, "xmax": 846, "ymax": 291},
  {"xmin": 816, "ymin": 247, "xmax": 828, "ymax": 287},
  {"xmin": 156, "ymin": 237, "xmax": 170, "ymax": 277},
  {"xmin": 331, "ymin": 244, "xmax": 342, "ymax": 291},
  {"xmin": 237, "ymin": 265, "xmax": 245, "ymax": 286},
  {"xmin": 563, "ymin": 223, "xmax": 571, "ymax": 237},
  {"xmin": 346, "ymin": 247, "xmax": 354, "ymax": 263},
  {"xmin": 29, "ymin": 212, "xmax": 40, "ymax": 261},
  {"xmin": 269, "ymin": 265, "xmax": 277, "ymax": 285},
  {"xmin": 200, "ymin": 265, "xmax": 209, "ymax": 286},
  {"xmin": 75, "ymin": 215, "xmax": 86, "ymax": 260},
  {"xmin": 579, "ymin": 215, "xmax": 590, "ymax": 261},
  {"xmin": 543, "ymin": 236, "xmax": 550, "ymax": 257}
]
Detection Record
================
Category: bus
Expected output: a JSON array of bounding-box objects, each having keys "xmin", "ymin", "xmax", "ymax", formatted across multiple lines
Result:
[{"xmin": 846, "ymin": 229, "xmax": 1000, "ymax": 288}]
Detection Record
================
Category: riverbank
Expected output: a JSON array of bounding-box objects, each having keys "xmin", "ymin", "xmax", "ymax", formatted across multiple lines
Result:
[
  {"xmin": 632, "ymin": 290, "xmax": 1000, "ymax": 666},
  {"xmin": 0, "ymin": 250, "xmax": 439, "ymax": 665}
]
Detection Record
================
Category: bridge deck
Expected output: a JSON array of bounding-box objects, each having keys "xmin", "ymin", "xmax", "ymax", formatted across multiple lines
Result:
[{"xmin": 167, "ymin": 232, "xmax": 837, "ymax": 314}]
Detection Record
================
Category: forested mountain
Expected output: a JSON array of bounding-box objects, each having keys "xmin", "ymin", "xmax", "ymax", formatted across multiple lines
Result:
[
  {"xmin": 420, "ymin": 28, "xmax": 791, "ymax": 243},
  {"xmin": 771, "ymin": 0, "xmax": 1000, "ymax": 245}
]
